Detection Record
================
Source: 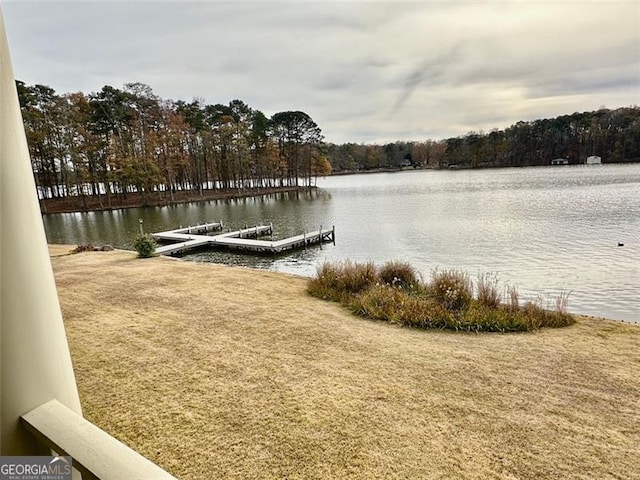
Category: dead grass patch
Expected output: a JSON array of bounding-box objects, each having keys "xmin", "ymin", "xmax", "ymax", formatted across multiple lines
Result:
[{"xmin": 52, "ymin": 248, "xmax": 640, "ymax": 479}]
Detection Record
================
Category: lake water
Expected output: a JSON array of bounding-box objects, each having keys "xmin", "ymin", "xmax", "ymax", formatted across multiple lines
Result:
[{"xmin": 43, "ymin": 164, "xmax": 640, "ymax": 323}]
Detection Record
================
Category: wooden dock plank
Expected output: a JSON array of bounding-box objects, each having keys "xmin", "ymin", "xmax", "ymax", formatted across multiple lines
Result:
[
  {"xmin": 155, "ymin": 238, "xmax": 212, "ymax": 255},
  {"xmin": 151, "ymin": 232, "xmax": 192, "ymax": 242}
]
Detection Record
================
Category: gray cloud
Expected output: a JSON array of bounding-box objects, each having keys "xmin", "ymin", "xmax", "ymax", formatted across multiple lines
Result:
[{"xmin": 3, "ymin": 1, "xmax": 638, "ymax": 144}]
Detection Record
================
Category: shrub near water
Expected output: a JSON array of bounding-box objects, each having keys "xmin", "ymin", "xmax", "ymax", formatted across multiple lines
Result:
[
  {"xmin": 133, "ymin": 234, "xmax": 157, "ymax": 258},
  {"xmin": 308, "ymin": 261, "xmax": 575, "ymax": 332},
  {"xmin": 430, "ymin": 269, "xmax": 473, "ymax": 311},
  {"xmin": 379, "ymin": 261, "xmax": 419, "ymax": 289},
  {"xmin": 351, "ymin": 286, "xmax": 452, "ymax": 329},
  {"xmin": 308, "ymin": 261, "xmax": 378, "ymax": 302},
  {"xmin": 350, "ymin": 285, "xmax": 406, "ymax": 323},
  {"xmin": 337, "ymin": 261, "xmax": 378, "ymax": 294},
  {"xmin": 477, "ymin": 272, "xmax": 501, "ymax": 308}
]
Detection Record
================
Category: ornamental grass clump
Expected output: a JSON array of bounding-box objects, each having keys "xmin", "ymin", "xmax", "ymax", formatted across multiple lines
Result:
[
  {"xmin": 308, "ymin": 260, "xmax": 575, "ymax": 333},
  {"xmin": 337, "ymin": 261, "xmax": 378, "ymax": 295},
  {"xmin": 394, "ymin": 296, "xmax": 452, "ymax": 329},
  {"xmin": 379, "ymin": 261, "xmax": 420, "ymax": 290},
  {"xmin": 477, "ymin": 272, "xmax": 501, "ymax": 308},
  {"xmin": 307, "ymin": 262, "xmax": 342, "ymax": 301},
  {"xmin": 307, "ymin": 261, "xmax": 378, "ymax": 302},
  {"xmin": 461, "ymin": 303, "xmax": 529, "ymax": 332},
  {"xmin": 350, "ymin": 285, "xmax": 407, "ymax": 323},
  {"xmin": 519, "ymin": 298, "xmax": 574, "ymax": 330},
  {"xmin": 429, "ymin": 269, "xmax": 473, "ymax": 312},
  {"xmin": 350, "ymin": 286, "xmax": 452, "ymax": 329}
]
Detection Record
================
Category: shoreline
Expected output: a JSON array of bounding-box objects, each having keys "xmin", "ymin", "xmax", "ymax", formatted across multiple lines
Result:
[
  {"xmin": 328, "ymin": 161, "xmax": 637, "ymax": 177},
  {"xmin": 39, "ymin": 163, "xmax": 638, "ymax": 213},
  {"xmin": 40, "ymin": 185, "xmax": 312, "ymax": 214},
  {"xmin": 48, "ymin": 244, "xmax": 638, "ymax": 325}
]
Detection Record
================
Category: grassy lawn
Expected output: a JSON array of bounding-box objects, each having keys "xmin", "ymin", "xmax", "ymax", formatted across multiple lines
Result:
[{"xmin": 50, "ymin": 246, "xmax": 640, "ymax": 479}]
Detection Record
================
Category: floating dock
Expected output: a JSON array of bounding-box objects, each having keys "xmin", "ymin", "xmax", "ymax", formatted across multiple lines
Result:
[{"xmin": 150, "ymin": 222, "xmax": 334, "ymax": 256}]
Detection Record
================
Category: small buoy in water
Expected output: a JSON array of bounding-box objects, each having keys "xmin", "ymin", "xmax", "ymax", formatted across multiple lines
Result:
[{"xmin": 618, "ymin": 242, "xmax": 624, "ymax": 247}]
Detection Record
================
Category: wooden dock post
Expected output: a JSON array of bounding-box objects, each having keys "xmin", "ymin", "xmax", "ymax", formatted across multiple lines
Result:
[{"xmin": 303, "ymin": 231, "xmax": 307, "ymax": 250}]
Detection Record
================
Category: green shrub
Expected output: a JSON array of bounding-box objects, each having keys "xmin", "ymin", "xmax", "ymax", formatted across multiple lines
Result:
[
  {"xmin": 379, "ymin": 261, "xmax": 419, "ymax": 289},
  {"xmin": 133, "ymin": 234, "xmax": 157, "ymax": 258},
  {"xmin": 429, "ymin": 269, "xmax": 473, "ymax": 312}
]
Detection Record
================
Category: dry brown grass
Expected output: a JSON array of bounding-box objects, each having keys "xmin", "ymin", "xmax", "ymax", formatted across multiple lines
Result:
[{"xmin": 51, "ymin": 247, "xmax": 640, "ymax": 480}]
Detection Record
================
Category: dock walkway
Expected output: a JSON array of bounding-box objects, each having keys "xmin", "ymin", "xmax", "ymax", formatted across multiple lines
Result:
[{"xmin": 151, "ymin": 223, "xmax": 334, "ymax": 256}]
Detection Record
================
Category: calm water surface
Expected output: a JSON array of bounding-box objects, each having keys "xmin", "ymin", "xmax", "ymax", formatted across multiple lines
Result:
[{"xmin": 43, "ymin": 165, "xmax": 640, "ymax": 323}]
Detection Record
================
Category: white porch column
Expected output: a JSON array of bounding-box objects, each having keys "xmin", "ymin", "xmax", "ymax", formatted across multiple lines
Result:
[{"xmin": 0, "ymin": 6, "xmax": 83, "ymax": 455}]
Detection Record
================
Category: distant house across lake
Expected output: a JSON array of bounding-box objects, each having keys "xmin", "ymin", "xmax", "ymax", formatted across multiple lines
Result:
[
  {"xmin": 551, "ymin": 158, "xmax": 569, "ymax": 165},
  {"xmin": 400, "ymin": 159, "xmax": 413, "ymax": 168},
  {"xmin": 586, "ymin": 155, "xmax": 602, "ymax": 165}
]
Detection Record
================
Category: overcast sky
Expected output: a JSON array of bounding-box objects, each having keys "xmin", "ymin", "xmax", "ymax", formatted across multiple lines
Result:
[{"xmin": 3, "ymin": 1, "xmax": 639, "ymax": 144}]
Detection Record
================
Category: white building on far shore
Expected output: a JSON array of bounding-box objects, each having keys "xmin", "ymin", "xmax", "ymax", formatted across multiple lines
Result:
[{"xmin": 586, "ymin": 155, "xmax": 602, "ymax": 165}]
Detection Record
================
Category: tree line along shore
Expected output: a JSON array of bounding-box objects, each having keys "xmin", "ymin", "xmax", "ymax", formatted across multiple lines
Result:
[
  {"xmin": 18, "ymin": 80, "xmax": 639, "ymax": 214},
  {"xmin": 39, "ymin": 185, "xmax": 307, "ymax": 214}
]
